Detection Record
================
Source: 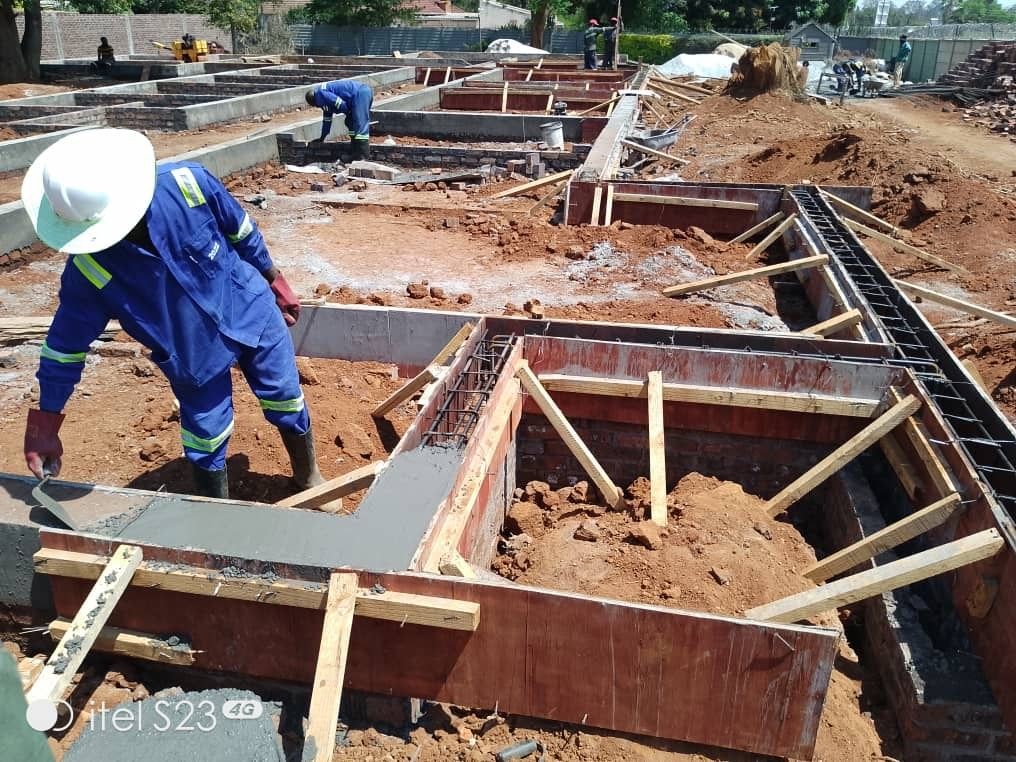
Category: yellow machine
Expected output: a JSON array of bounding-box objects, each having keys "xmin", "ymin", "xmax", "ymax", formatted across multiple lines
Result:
[{"xmin": 150, "ymin": 39, "xmax": 210, "ymax": 63}]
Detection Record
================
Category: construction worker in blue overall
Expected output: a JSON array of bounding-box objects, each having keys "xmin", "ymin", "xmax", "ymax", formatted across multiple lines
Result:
[
  {"xmin": 20, "ymin": 128, "xmax": 325, "ymax": 500},
  {"xmin": 305, "ymin": 79, "xmax": 374, "ymax": 160}
]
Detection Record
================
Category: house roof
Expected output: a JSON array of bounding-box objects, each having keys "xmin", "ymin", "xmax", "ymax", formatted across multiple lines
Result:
[
  {"xmin": 403, "ymin": 0, "xmax": 467, "ymax": 14},
  {"xmin": 786, "ymin": 22, "xmax": 836, "ymax": 42}
]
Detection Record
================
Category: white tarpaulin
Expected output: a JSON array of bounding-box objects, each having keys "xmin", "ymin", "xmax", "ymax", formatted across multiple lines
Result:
[
  {"xmin": 485, "ymin": 38, "xmax": 548, "ymax": 54},
  {"xmin": 657, "ymin": 53, "xmax": 737, "ymax": 79}
]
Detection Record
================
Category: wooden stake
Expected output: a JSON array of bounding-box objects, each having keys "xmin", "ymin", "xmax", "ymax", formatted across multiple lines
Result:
[
  {"xmin": 277, "ymin": 460, "xmax": 385, "ymax": 510},
  {"xmin": 746, "ymin": 529, "xmax": 1003, "ymax": 623},
  {"xmin": 590, "ymin": 185, "xmax": 603, "ymax": 226},
  {"xmin": 444, "ymin": 66, "xmax": 452, "ymax": 83},
  {"xmin": 615, "ymin": 192, "xmax": 756, "ymax": 211},
  {"xmin": 525, "ymin": 68, "xmax": 534, "ymax": 81},
  {"xmin": 536, "ymin": 57, "xmax": 543, "ymax": 69},
  {"xmin": 844, "ymin": 218, "xmax": 968, "ymax": 274},
  {"xmin": 895, "ymin": 280, "xmax": 1016, "ymax": 329},
  {"xmin": 603, "ymin": 184, "xmax": 615, "ymax": 226},
  {"xmin": 620, "ymin": 139, "xmax": 690, "ymax": 165},
  {"xmin": 371, "ymin": 364, "xmax": 440, "ymax": 418},
  {"xmin": 438, "ymin": 551, "xmax": 477, "ymax": 578},
  {"xmin": 765, "ymin": 394, "xmax": 922, "ymax": 516},
  {"xmin": 728, "ymin": 211, "xmax": 785, "ymax": 244},
  {"xmin": 663, "ymin": 254, "xmax": 828, "ymax": 298},
  {"xmin": 516, "ymin": 361, "xmax": 624, "ymax": 509},
  {"xmin": 528, "ymin": 178, "xmax": 569, "ymax": 213},
  {"xmin": 647, "ymin": 371, "xmax": 667, "ymax": 527},
  {"xmin": 745, "ymin": 213, "xmax": 798, "ymax": 259},
  {"xmin": 802, "ymin": 308, "xmax": 864, "ymax": 337},
  {"xmin": 28, "ymin": 545, "xmax": 142, "ymax": 703},
  {"xmin": 306, "ymin": 572, "xmax": 358, "ymax": 762},
  {"xmin": 423, "ymin": 67, "xmax": 432, "ymax": 86},
  {"xmin": 575, "ymin": 95, "xmax": 621, "ymax": 116},
  {"xmin": 818, "ymin": 188, "xmax": 899, "ymax": 235},
  {"xmin": 47, "ymin": 618, "xmax": 196, "ymax": 666},
  {"xmin": 803, "ymin": 493, "xmax": 962, "ymax": 582},
  {"xmin": 545, "ymin": 92, "xmax": 553, "ymax": 113},
  {"xmin": 537, "ymin": 373, "xmax": 879, "ymax": 417},
  {"xmin": 431, "ymin": 322, "xmax": 475, "ymax": 365},
  {"xmin": 606, "ymin": 91, "xmax": 618, "ymax": 115},
  {"xmin": 491, "ymin": 169, "xmax": 574, "ymax": 199}
]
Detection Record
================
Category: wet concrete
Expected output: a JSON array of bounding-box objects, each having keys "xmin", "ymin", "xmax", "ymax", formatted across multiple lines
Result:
[
  {"xmin": 103, "ymin": 446, "xmax": 464, "ymax": 571},
  {"xmin": 63, "ymin": 688, "xmax": 284, "ymax": 762}
]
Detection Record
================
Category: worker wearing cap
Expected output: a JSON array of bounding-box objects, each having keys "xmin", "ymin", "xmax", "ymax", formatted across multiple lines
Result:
[
  {"xmin": 583, "ymin": 19, "xmax": 602, "ymax": 70},
  {"xmin": 602, "ymin": 17, "xmax": 621, "ymax": 70},
  {"xmin": 21, "ymin": 128, "xmax": 326, "ymax": 500},
  {"xmin": 305, "ymin": 79, "xmax": 374, "ymax": 160},
  {"xmin": 893, "ymin": 34, "xmax": 912, "ymax": 86}
]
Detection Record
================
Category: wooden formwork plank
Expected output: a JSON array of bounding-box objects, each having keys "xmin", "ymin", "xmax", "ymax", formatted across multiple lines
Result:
[
  {"xmin": 803, "ymin": 493, "xmax": 962, "ymax": 582},
  {"xmin": 277, "ymin": 461, "xmax": 385, "ymax": 509},
  {"xmin": 844, "ymin": 218, "xmax": 968, "ymax": 274},
  {"xmin": 663, "ymin": 254, "xmax": 828, "ymax": 298},
  {"xmin": 28, "ymin": 545, "xmax": 142, "ymax": 703},
  {"xmin": 307, "ymin": 573, "xmax": 358, "ymax": 762},
  {"xmin": 620, "ymin": 139, "xmax": 690, "ymax": 165},
  {"xmin": 765, "ymin": 395, "xmax": 922, "ymax": 516},
  {"xmin": 879, "ymin": 434, "xmax": 922, "ymax": 500},
  {"xmin": 888, "ymin": 387, "xmax": 957, "ymax": 498},
  {"xmin": 590, "ymin": 185, "xmax": 603, "ymax": 226},
  {"xmin": 728, "ymin": 211, "xmax": 785, "ymax": 244},
  {"xmin": 647, "ymin": 371, "xmax": 667, "ymax": 527},
  {"xmin": 372, "ymin": 364, "xmax": 439, "ymax": 418},
  {"xmin": 491, "ymin": 169, "xmax": 574, "ymax": 199},
  {"xmin": 896, "ymin": 280, "xmax": 1016, "ymax": 329},
  {"xmin": 745, "ymin": 214, "xmax": 798, "ymax": 259},
  {"xmin": 615, "ymin": 192, "xmax": 757, "ymax": 211},
  {"xmin": 47, "ymin": 618, "xmax": 196, "ymax": 665},
  {"xmin": 748, "ymin": 529, "xmax": 1004, "ymax": 623},
  {"xmin": 603, "ymin": 184, "xmax": 615, "ymax": 225},
  {"xmin": 803, "ymin": 309, "xmax": 864, "ymax": 338}
]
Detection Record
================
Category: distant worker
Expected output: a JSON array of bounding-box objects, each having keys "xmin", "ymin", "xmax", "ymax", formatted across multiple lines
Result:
[
  {"xmin": 181, "ymin": 33, "xmax": 195, "ymax": 50},
  {"xmin": 583, "ymin": 19, "xmax": 602, "ymax": 70},
  {"xmin": 92, "ymin": 37, "xmax": 115, "ymax": 74},
  {"xmin": 305, "ymin": 79, "xmax": 374, "ymax": 160},
  {"xmin": 21, "ymin": 129, "xmax": 326, "ymax": 501},
  {"xmin": 208, "ymin": 40, "xmax": 227, "ymax": 55},
  {"xmin": 892, "ymin": 34, "xmax": 911, "ymax": 86},
  {"xmin": 602, "ymin": 17, "xmax": 622, "ymax": 70}
]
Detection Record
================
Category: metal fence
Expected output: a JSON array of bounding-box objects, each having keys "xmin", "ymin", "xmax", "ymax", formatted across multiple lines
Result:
[
  {"xmin": 842, "ymin": 23, "xmax": 1016, "ymax": 40},
  {"xmin": 289, "ymin": 25, "xmax": 587, "ymax": 55},
  {"xmin": 837, "ymin": 34, "xmax": 1006, "ymax": 81}
]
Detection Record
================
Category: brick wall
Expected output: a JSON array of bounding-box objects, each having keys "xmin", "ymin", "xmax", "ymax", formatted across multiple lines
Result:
[
  {"xmin": 155, "ymin": 81, "xmax": 287, "ymax": 97},
  {"xmin": 103, "ymin": 105, "xmax": 188, "ymax": 130},
  {"xmin": 16, "ymin": 13, "xmax": 229, "ymax": 61}
]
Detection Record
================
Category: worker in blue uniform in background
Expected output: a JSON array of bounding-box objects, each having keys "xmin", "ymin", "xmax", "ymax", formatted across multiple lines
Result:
[
  {"xmin": 20, "ymin": 128, "xmax": 326, "ymax": 500},
  {"xmin": 305, "ymin": 79, "xmax": 374, "ymax": 160}
]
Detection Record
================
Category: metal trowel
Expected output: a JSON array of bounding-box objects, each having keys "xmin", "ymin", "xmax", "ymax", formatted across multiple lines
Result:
[{"xmin": 32, "ymin": 472, "xmax": 81, "ymax": 531}]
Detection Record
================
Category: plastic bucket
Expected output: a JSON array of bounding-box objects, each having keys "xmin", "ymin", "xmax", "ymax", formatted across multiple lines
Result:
[{"xmin": 539, "ymin": 120, "xmax": 564, "ymax": 149}]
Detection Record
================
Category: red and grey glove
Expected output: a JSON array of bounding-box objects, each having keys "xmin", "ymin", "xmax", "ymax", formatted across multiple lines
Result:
[
  {"xmin": 24, "ymin": 408, "xmax": 65, "ymax": 479},
  {"xmin": 268, "ymin": 271, "xmax": 301, "ymax": 326}
]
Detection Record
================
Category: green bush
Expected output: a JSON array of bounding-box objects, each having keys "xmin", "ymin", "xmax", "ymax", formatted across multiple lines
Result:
[{"xmin": 616, "ymin": 34, "xmax": 680, "ymax": 64}]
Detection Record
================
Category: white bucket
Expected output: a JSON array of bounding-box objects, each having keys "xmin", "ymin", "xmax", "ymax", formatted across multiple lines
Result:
[{"xmin": 540, "ymin": 120, "xmax": 564, "ymax": 149}]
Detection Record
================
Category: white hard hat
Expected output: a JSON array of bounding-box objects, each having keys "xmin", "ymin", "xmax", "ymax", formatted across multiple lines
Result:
[{"xmin": 21, "ymin": 128, "xmax": 156, "ymax": 254}]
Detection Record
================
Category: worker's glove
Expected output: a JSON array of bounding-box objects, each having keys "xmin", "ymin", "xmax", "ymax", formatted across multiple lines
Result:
[
  {"xmin": 24, "ymin": 408, "xmax": 65, "ymax": 479},
  {"xmin": 269, "ymin": 271, "xmax": 301, "ymax": 326}
]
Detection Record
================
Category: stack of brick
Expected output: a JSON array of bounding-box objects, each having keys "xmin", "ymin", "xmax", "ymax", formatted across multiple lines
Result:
[
  {"xmin": 939, "ymin": 41, "xmax": 1016, "ymax": 90},
  {"xmin": 962, "ymin": 96, "xmax": 1016, "ymax": 137}
]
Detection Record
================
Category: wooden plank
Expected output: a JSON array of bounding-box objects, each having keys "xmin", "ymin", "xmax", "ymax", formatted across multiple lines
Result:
[
  {"xmin": 491, "ymin": 169, "xmax": 574, "ymax": 199},
  {"xmin": 647, "ymin": 371, "xmax": 667, "ymax": 527},
  {"xmin": 306, "ymin": 572, "xmax": 358, "ymax": 762},
  {"xmin": 47, "ymin": 618, "xmax": 196, "ymax": 666},
  {"xmin": 500, "ymin": 81, "xmax": 509, "ymax": 112},
  {"xmin": 895, "ymin": 280, "xmax": 1016, "ymax": 329},
  {"xmin": 27, "ymin": 544, "xmax": 142, "ymax": 703},
  {"xmin": 536, "ymin": 374, "xmax": 879, "ymax": 417},
  {"xmin": 803, "ymin": 493, "xmax": 963, "ymax": 582},
  {"xmin": 34, "ymin": 548, "xmax": 480, "ymax": 631},
  {"xmin": 818, "ymin": 187, "xmax": 899, "ymax": 235},
  {"xmin": 614, "ymin": 192, "xmax": 757, "ymax": 211},
  {"xmin": 438, "ymin": 552, "xmax": 478, "ymax": 578},
  {"xmin": 802, "ymin": 308, "xmax": 864, "ymax": 338},
  {"xmin": 647, "ymin": 78, "xmax": 700, "ymax": 103},
  {"xmin": 879, "ymin": 434, "xmax": 922, "ymax": 500},
  {"xmin": 575, "ymin": 95, "xmax": 621, "ymax": 116},
  {"xmin": 18, "ymin": 657, "xmax": 46, "ymax": 691},
  {"xmin": 1, "ymin": 317, "xmax": 120, "ymax": 345},
  {"xmin": 747, "ymin": 529, "xmax": 1004, "ymax": 623},
  {"xmin": 844, "ymin": 218, "xmax": 968, "ymax": 274},
  {"xmin": 371, "ymin": 364, "xmax": 439, "ymax": 418},
  {"xmin": 662, "ymin": 254, "xmax": 828, "ymax": 298},
  {"xmin": 590, "ymin": 185, "xmax": 603, "ymax": 226},
  {"xmin": 423, "ymin": 67, "xmax": 432, "ymax": 86},
  {"xmin": 40, "ymin": 532, "xmax": 840, "ymax": 760},
  {"xmin": 516, "ymin": 361, "xmax": 624, "ymax": 508},
  {"xmin": 545, "ymin": 92, "xmax": 553, "ymax": 113},
  {"xmin": 888, "ymin": 387, "xmax": 957, "ymax": 498},
  {"xmin": 431, "ymin": 322, "xmax": 475, "ymax": 366},
  {"xmin": 765, "ymin": 394, "xmax": 922, "ymax": 516},
  {"xmin": 602, "ymin": 184, "xmax": 616, "ymax": 226},
  {"xmin": 443, "ymin": 66, "xmax": 452, "ymax": 84},
  {"xmin": 664, "ymin": 79, "xmax": 713, "ymax": 95},
  {"xmin": 962, "ymin": 357, "xmax": 989, "ymax": 393},
  {"xmin": 728, "ymin": 211, "xmax": 785, "ymax": 244},
  {"xmin": 745, "ymin": 213, "xmax": 798, "ymax": 259},
  {"xmin": 606, "ymin": 91, "xmax": 618, "ymax": 115},
  {"xmin": 525, "ymin": 68, "xmax": 534, "ymax": 81},
  {"xmin": 276, "ymin": 460, "xmax": 384, "ymax": 509},
  {"xmin": 528, "ymin": 177, "xmax": 569, "ymax": 213},
  {"xmin": 620, "ymin": 139, "xmax": 690, "ymax": 165}
]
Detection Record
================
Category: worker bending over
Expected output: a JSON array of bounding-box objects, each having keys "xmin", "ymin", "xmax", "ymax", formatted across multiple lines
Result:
[
  {"xmin": 305, "ymin": 79, "xmax": 374, "ymax": 160},
  {"xmin": 21, "ymin": 128, "xmax": 326, "ymax": 500}
]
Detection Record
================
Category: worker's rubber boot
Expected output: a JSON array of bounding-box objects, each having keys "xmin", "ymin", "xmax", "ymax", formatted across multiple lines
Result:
[
  {"xmin": 192, "ymin": 465, "xmax": 229, "ymax": 500},
  {"xmin": 350, "ymin": 139, "xmax": 370, "ymax": 161},
  {"xmin": 280, "ymin": 428, "xmax": 325, "ymax": 490}
]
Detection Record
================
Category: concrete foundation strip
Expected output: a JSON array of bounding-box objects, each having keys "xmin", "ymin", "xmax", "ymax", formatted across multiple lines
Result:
[
  {"xmin": 27, "ymin": 544, "xmax": 143, "ymax": 703},
  {"xmin": 764, "ymin": 394, "xmax": 922, "ymax": 517},
  {"xmin": 33, "ymin": 548, "xmax": 481, "ymax": 631},
  {"xmin": 746, "ymin": 528, "xmax": 1004, "ymax": 623},
  {"xmin": 803, "ymin": 492, "xmax": 963, "ymax": 582},
  {"xmin": 662, "ymin": 253, "xmax": 828, "ymax": 298}
]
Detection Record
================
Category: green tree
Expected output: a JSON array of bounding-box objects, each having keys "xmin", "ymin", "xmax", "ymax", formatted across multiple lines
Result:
[
  {"xmin": 206, "ymin": 0, "xmax": 260, "ymax": 50},
  {"xmin": 949, "ymin": 0, "xmax": 1016, "ymax": 21},
  {"xmin": 0, "ymin": 0, "xmax": 40, "ymax": 83},
  {"xmin": 299, "ymin": 0, "xmax": 417, "ymax": 26},
  {"xmin": 67, "ymin": 0, "xmax": 132, "ymax": 11}
]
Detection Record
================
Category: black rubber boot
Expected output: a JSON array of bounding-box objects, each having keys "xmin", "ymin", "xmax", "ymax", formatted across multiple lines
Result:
[
  {"xmin": 350, "ymin": 139, "xmax": 370, "ymax": 161},
  {"xmin": 280, "ymin": 428, "xmax": 325, "ymax": 490},
  {"xmin": 192, "ymin": 465, "xmax": 229, "ymax": 499}
]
